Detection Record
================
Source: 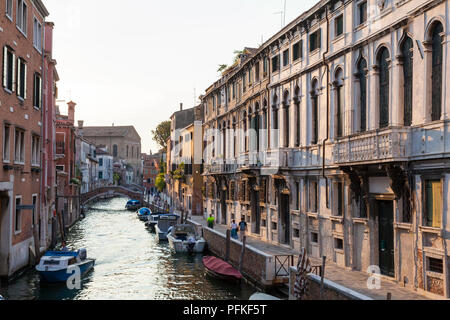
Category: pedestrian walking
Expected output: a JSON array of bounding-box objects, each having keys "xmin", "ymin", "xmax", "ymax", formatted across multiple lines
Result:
[
  {"xmin": 230, "ymin": 220, "xmax": 238, "ymax": 240},
  {"xmin": 238, "ymin": 217, "xmax": 247, "ymax": 241},
  {"xmin": 207, "ymin": 214, "xmax": 215, "ymax": 229}
]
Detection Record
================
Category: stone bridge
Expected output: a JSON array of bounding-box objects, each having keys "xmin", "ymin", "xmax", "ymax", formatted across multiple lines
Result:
[
  {"xmin": 80, "ymin": 186, "xmax": 169, "ymax": 213},
  {"xmin": 80, "ymin": 186, "xmax": 144, "ymax": 206}
]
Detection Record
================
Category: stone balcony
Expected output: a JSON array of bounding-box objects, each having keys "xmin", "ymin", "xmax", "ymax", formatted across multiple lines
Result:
[{"xmin": 333, "ymin": 127, "xmax": 410, "ymax": 165}]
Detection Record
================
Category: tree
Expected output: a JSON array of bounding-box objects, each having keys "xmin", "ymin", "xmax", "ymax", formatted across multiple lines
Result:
[
  {"xmin": 151, "ymin": 120, "xmax": 171, "ymax": 151},
  {"xmin": 155, "ymin": 173, "xmax": 166, "ymax": 192},
  {"xmin": 217, "ymin": 64, "xmax": 228, "ymax": 73}
]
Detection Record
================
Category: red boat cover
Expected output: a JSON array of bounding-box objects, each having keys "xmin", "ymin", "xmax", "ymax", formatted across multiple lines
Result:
[{"xmin": 203, "ymin": 256, "xmax": 242, "ymax": 279}]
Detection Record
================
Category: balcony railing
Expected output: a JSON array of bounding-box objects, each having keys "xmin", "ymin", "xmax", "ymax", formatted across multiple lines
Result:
[{"xmin": 333, "ymin": 127, "xmax": 410, "ymax": 165}]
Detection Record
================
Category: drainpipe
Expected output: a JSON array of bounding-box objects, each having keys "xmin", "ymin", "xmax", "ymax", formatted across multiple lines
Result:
[
  {"xmin": 322, "ymin": 5, "xmax": 330, "ymax": 208},
  {"xmin": 34, "ymin": 14, "xmax": 48, "ymax": 262}
]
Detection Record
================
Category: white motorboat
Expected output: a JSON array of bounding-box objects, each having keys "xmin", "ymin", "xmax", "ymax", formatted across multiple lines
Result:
[
  {"xmin": 155, "ymin": 214, "xmax": 179, "ymax": 242},
  {"xmin": 167, "ymin": 224, "xmax": 206, "ymax": 253}
]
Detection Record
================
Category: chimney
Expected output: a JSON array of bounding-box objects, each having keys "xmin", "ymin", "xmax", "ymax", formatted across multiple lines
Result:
[
  {"xmin": 78, "ymin": 120, "xmax": 84, "ymax": 129},
  {"xmin": 67, "ymin": 101, "xmax": 76, "ymax": 123},
  {"xmin": 180, "ymin": 103, "xmax": 183, "ymax": 111}
]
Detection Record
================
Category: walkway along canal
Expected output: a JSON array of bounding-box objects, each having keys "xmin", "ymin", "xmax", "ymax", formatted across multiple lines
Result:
[{"xmin": 0, "ymin": 197, "xmax": 254, "ymax": 300}]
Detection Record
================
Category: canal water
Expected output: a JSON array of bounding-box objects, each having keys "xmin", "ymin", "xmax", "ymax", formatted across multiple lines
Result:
[{"xmin": 0, "ymin": 197, "xmax": 255, "ymax": 300}]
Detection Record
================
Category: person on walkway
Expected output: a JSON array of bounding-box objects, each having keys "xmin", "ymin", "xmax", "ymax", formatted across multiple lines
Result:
[
  {"xmin": 207, "ymin": 214, "xmax": 215, "ymax": 229},
  {"xmin": 239, "ymin": 217, "xmax": 247, "ymax": 241},
  {"xmin": 230, "ymin": 220, "xmax": 238, "ymax": 240}
]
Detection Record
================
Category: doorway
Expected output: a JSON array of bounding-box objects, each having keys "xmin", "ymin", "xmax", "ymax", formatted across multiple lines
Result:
[
  {"xmin": 220, "ymin": 189, "xmax": 227, "ymax": 225},
  {"xmin": 377, "ymin": 200, "xmax": 394, "ymax": 277}
]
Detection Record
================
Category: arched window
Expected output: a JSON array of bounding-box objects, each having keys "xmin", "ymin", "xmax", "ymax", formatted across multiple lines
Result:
[
  {"xmin": 378, "ymin": 47, "xmax": 390, "ymax": 128},
  {"xmin": 283, "ymin": 90, "xmax": 290, "ymax": 147},
  {"xmin": 113, "ymin": 144, "xmax": 118, "ymax": 157},
  {"xmin": 334, "ymin": 68, "xmax": 344, "ymax": 138},
  {"xmin": 357, "ymin": 57, "xmax": 367, "ymax": 132},
  {"xmin": 263, "ymin": 99, "xmax": 268, "ymax": 149},
  {"xmin": 401, "ymin": 36, "xmax": 413, "ymax": 126},
  {"xmin": 243, "ymin": 111, "xmax": 248, "ymax": 152},
  {"xmin": 311, "ymin": 79, "xmax": 319, "ymax": 144},
  {"xmin": 431, "ymin": 22, "xmax": 443, "ymax": 121},
  {"xmin": 232, "ymin": 117, "xmax": 237, "ymax": 158},
  {"xmin": 294, "ymin": 86, "xmax": 300, "ymax": 147},
  {"xmin": 272, "ymin": 94, "xmax": 279, "ymax": 148},
  {"xmin": 254, "ymin": 103, "xmax": 260, "ymax": 152}
]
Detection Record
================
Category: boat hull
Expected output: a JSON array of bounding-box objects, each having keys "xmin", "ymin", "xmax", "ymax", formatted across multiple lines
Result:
[
  {"xmin": 167, "ymin": 235, "xmax": 206, "ymax": 253},
  {"xmin": 37, "ymin": 259, "xmax": 95, "ymax": 283}
]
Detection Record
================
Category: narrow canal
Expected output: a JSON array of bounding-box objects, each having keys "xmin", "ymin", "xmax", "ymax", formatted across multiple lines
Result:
[{"xmin": 0, "ymin": 197, "xmax": 255, "ymax": 300}]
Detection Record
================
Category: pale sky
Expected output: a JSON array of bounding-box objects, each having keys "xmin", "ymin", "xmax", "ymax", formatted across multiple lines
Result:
[{"xmin": 44, "ymin": 0, "xmax": 318, "ymax": 154}]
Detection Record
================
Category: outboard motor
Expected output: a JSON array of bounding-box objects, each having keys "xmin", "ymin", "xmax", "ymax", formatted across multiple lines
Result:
[
  {"xmin": 187, "ymin": 236, "xmax": 196, "ymax": 255},
  {"xmin": 78, "ymin": 248, "xmax": 87, "ymax": 261}
]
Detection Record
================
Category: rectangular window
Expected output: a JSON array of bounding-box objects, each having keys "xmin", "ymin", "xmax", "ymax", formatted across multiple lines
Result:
[
  {"xmin": 425, "ymin": 180, "xmax": 442, "ymax": 228},
  {"xmin": 309, "ymin": 29, "xmax": 321, "ymax": 52},
  {"xmin": 335, "ymin": 15, "xmax": 343, "ymax": 37},
  {"xmin": 14, "ymin": 128, "xmax": 25, "ymax": 164},
  {"xmin": 311, "ymin": 232, "xmax": 318, "ymax": 243},
  {"xmin": 309, "ymin": 180, "xmax": 318, "ymax": 213},
  {"xmin": 99, "ymin": 158, "xmax": 103, "ymax": 167},
  {"xmin": 17, "ymin": 58, "xmax": 26, "ymax": 99},
  {"xmin": 294, "ymin": 228, "xmax": 300, "ymax": 238},
  {"xmin": 33, "ymin": 18, "xmax": 42, "ymax": 51},
  {"xmin": 263, "ymin": 57, "xmax": 268, "ymax": 76},
  {"xmin": 6, "ymin": 0, "xmax": 12, "ymax": 18},
  {"xmin": 334, "ymin": 182, "xmax": 344, "ymax": 216},
  {"xmin": 283, "ymin": 49, "xmax": 289, "ymax": 67},
  {"xmin": 31, "ymin": 134, "xmax": 40, "ymax": 166},
  {"xmin": 293, "ymin": 41, "xmax": 302, "ymax": 61},
  {"xmin": 335, "ymin": 238, "xmax": 344, "ymax": 250},
  {"xmin": 248, "ymin": 68, "xmax": 252, "ymax": 85},
  {"xmin": 99, "ymin": 171, "xmax": 103, "ymax": 179},
  {"xmin": 17, "ymin": 0, "xmax": 27, "ymax": 35},
  {"xmin": 56, "ymin": 133, "xmax": 65, "ymax": 155},
  {"xmin": 358, "ymin": 1, "xmax": 367, "ymax": 25},
  {"xmin": 3, "ymin": 124, "xmax": 10, "ymax": 162},
  {"xmin": 428, "ymin": 257, "xmax": 443, "ymax": 273},
  {"xmin": 255, "ymin": 62, "xmax": 260, "ymax": 82},
  {"xmin": 272, "ymin": 55, "xmax": 280, "ymax": 72},
  {"xmin": 15, "ymin": 197, "xmax": 21, "ymax": 233},
  {"xmin": 2, "ymin": 46, "xmax": 15, "ymax": 92},
  {"xmin": 56, "ymin": 165, "xmax": 64, "ymax": 171},
  {"xmin": 232, "ymin": 82, "xmax": 236, "ymax": 99},
  {"xmin": 33, "ymin": 73, "xmax": 42, "ymax": 108},
  {"xmin": 296, "ymin": 182, "xmax": 300, "ymax": 210},
  {"xmin": 243, "ymin": 74, "xmax": 246, "ymax": 92}
]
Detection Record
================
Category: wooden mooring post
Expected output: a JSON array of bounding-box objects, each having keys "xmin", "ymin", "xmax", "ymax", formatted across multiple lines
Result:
[
  {"xmin": 320, "ymin": 256, "xmax": 326, "ymax": 300},
  {"xmin": 225, "ymin": 229, "xmax": 231, "ymax": 262},
  {"xmin": 239, "ymin": 236, "xmax": 246, "ymax": 273}
]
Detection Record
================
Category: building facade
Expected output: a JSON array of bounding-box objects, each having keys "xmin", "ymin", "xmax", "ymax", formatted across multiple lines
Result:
[
  {"xmin": 96, "ymin": 147, "xmax": 113, "ymax": 187},
  {"xmin": 167, "ymin": 105, "xmax": 204, "ymax": 216},
  {"xmin": 201, "ymin": 0, "xmax": 450, "ymax": 298},
  {"xmin": 79, "ymin": 126, "xmax": 142, "ymax": 186},
  {"xmin": 142, "ymin": 152, "xmax": 161, "ymax": 194},
  {"xmin": 0, "ymin": 0, "xmax": 49, "ymax": 278}
]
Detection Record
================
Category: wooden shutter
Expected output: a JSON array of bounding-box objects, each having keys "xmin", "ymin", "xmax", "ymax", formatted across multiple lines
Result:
[
  {"xmin": 16, "ymin": 59, "xmax": 21, "ymax": 95},
  {"xmin": 23, "ymin": 63, "xmax": 27, "ymax": 99},
  {"xmin": 11, "ymin": 53, "xmax": 15, "ymax": 92},
  {"xmin": 432, "ymin": 181, "xmax": 442, "ymax": 228},
  {"xmin": 2, "ymin": 47, "xmax": 7, "ymax": 87}
]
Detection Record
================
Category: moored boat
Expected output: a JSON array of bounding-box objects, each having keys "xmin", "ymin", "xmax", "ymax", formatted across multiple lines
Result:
[
  {"xmin": 155, "ymin": 214, "xmax": 179, "ymax": 241},
  {"xmin": 125, "ymin": 200, "xmax": 141, "ymax": 211},
  {"xmin": 167, "ymin": 224, "xmax": 206, "ymax": 253},
  {"xmin": 145, "ymin": 212, "xmax": 163, "ymax": 232},
  {"xmin": 136, "ymin": 207, "xmax": 151, "ymax": 221},
  {"xmin": 202, "ymin": 256, "xmax": 242, "ymax": 283},
  {"xmin": 35, "ymin": 249, "xmax": 95, "ymax": 283}
]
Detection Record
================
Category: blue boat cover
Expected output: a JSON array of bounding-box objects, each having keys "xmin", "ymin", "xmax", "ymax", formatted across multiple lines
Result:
[
  {"xmin": 44, "ymin": 251, "xmax": 78, "ymax": 257},
  {"xmin": 127, "ymin": 200, "xmax": 140, "ymax": 205},
  {"xmin": 138, "ymin": 208, "xmax": 151, "ymax": 215}
]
